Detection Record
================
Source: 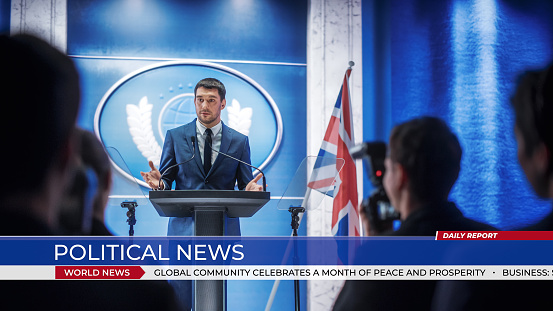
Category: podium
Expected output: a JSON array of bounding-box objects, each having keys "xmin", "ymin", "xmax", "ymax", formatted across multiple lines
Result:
[{"xmin": 149, "ymin": 190, "xmax": 270, "ymax": 311}]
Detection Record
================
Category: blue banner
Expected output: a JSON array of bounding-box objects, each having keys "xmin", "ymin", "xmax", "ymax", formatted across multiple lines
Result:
[{"xmin": 2, "ymin": 237, "xmax": 553, "ymax": 266}]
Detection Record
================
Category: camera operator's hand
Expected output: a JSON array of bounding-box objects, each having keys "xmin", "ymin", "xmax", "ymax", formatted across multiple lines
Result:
[
  {"xmin": 360, "ymin": 204, "xmax": 372, "ymax": 236},
  {"xmin": 360, "ymin": 202, "xmax": 395, "ymax": 236}
]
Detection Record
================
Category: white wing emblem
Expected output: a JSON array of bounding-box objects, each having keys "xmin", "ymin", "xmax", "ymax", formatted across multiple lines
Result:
[
  {"xmin": 126, "ymin": 96, "xmax": 162, "ymax": 167},
  {"xmin": 227, "ymin": 99, "xmax": 252, "ymax": 136}
]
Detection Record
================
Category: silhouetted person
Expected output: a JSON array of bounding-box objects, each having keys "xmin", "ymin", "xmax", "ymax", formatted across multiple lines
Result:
[
  {"xmin": 59, "ymin": 128, "xmax": 114, "ymax": 235},
  {"xmin": 0, "ymin": 34, "xmax": 80, "ymax": 235},
  {"xmin": 514, "ymin": 64, "xmax": 553, "ymax": 228},
  {"xmin": 333, "ymin": 116, "xmax": 495, "ymax": 311},
  {"xmin": 0, "ymin": 34, "xmax": 180, "ymax": 311},
  {"xmin": 432, "ymin": 63, "xmax": 553, "ymax": 311}
]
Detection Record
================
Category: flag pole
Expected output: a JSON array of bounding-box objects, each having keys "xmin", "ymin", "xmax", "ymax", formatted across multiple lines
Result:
[{"xmin": 265, "ymin": 63, "xmax": 355, "ymax": 310}]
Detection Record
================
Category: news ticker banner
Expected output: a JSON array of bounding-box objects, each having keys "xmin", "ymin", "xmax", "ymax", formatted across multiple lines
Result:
[
  {"xmin": 0, "ymin": 265, "xmax": 552, "ymax": 281},
  {"xmin": 1, "ymin": 232, "xmax": 553, "ymax": 281}
]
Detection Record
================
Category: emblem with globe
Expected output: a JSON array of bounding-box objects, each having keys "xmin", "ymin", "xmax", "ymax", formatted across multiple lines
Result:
[{"xmin": 95, "ymin": 61, "xmax": 282, "ymax": 190}]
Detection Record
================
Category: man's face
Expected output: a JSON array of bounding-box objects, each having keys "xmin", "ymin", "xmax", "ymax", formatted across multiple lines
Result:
[{"xmin": 195, "ymin": 87, "xmax": 226, "ymax": 127}]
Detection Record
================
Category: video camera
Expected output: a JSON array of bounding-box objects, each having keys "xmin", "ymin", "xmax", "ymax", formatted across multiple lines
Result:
[{"xmin": 350, "ymin": 142, "xmax": 400, "ymax": 233}]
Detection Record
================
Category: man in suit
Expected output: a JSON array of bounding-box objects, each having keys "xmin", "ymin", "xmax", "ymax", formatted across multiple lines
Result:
[
  {"xmin": 141, "ymin": 77, "xmax": 263, "ymax": 236},
  {"xmin": 141, "ymin": 78, "xmax": 263, "ymax": 309}
]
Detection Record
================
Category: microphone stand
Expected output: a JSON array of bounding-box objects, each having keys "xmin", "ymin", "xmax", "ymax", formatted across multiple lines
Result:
[
  {"xmin": 289, "ymin": 206, "xmax": 305, "ymax": 311},
  {"xmin": 121, "ymin": 201, "xmax": 137, "ymax": 236},
  {"xmin": 207, "ymin": 141, "xmax": 267, "ymax": 192},
  {"xmin": 156, "ymin": 136, "xmax": 196, "ymax": 190}
]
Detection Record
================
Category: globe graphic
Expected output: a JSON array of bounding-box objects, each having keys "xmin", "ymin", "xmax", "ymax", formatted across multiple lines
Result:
[{"xmin": 158, "ymin": 94, "xmax": 196, "ymax": 139}]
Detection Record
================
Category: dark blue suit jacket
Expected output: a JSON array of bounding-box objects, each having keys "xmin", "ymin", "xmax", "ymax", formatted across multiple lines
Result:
[{"xmin": 159, "ymin": 119, "xmax": 253, "ymax": 236}]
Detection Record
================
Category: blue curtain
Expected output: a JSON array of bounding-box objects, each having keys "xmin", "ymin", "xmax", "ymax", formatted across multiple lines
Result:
[
  {"xmin": 363, "ymin": 0, "xmax": 553, "ymax": 229},
  {"xmin": 0, "ymin": 0, "xmax": 10, "ymax": 33}
]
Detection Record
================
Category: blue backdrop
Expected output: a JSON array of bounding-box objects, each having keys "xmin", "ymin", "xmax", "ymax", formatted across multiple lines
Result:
[
  {"xmin": 68, "ymin": 1, "xmax": 307, "ymax": 310},
  {"xmin": 363, "ymin": 0, "xmax": 553, "ymax": 230},
  {"xmin": 4, "ymin": 0, "xmax": 553, "ymax": 308},
  {"xmin": 0, "ymin": 0, "xmax": 9, "ymax": 33}
]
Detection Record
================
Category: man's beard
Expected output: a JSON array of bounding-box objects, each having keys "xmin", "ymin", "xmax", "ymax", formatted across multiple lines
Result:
[{"xmin": 200, "ymin": 112, "xmax": 219, "ymax": 125}]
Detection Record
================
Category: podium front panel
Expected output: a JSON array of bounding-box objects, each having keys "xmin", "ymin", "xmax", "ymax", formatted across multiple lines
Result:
[{"xmin": 149, "ymin": 190, "xmax": 269, "ymax": 311}]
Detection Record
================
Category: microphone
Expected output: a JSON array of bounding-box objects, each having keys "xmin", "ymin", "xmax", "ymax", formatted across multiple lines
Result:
[
  {"xmin": 156, "ymin": 136, "xmax": 196, "ymax": 190},
  {"xmin": 206, "ymin": 140, "xmax": 266, "ymax": 192}
]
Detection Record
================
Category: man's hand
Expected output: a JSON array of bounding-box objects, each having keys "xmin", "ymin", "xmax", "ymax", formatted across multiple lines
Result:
[
  {"xmin": 246, "ymin": 173, "xmax": 264, "ymax": 191},
  {"xmin": 140, "ymin": 161, "xmax": 163, "ymax": 190}
]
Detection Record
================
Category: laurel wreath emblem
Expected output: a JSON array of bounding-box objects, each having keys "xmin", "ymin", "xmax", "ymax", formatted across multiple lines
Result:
[
  {"xmin": 126, "ymin": 96, "xmax": 252, "ymax": 166},
  {"xmin": 226, "ymin": 99, "xmax": 253, "ymax": 136}
]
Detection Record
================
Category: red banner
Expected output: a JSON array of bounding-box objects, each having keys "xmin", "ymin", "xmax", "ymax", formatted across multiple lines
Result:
[
  {"xmin": 436, "ymin": 231, "xmax": 553, "ymax": 240},
  {"xmin": 55, "ymin": 266, "xmax": 145, "ymax": 279}
]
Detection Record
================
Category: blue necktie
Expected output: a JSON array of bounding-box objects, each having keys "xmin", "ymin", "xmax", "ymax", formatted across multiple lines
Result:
[{"xmin": 203, "ymin": 128, "xmax": 212, "ymax": 174}]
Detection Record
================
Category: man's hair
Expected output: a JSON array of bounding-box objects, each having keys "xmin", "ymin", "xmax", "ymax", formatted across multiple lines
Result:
[
  {"xmin": 0, "ymin": 34, "xmax": 80, "ymax": 197},
  {"xmin": 194, "ymin": 78, "xmax": 226, "ymax": 100},
  {"xmin": 511, "ymin": 64, "xmax": 553, "ymax": 164},
  {"xmin": 389, "ymin": 116, "xmax": 462, "ymax": 202}
]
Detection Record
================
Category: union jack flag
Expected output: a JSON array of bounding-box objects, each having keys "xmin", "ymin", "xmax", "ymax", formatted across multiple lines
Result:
[{"xmin": 309, "ymin": 68, "xmax": 360, "ymax": 236}]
